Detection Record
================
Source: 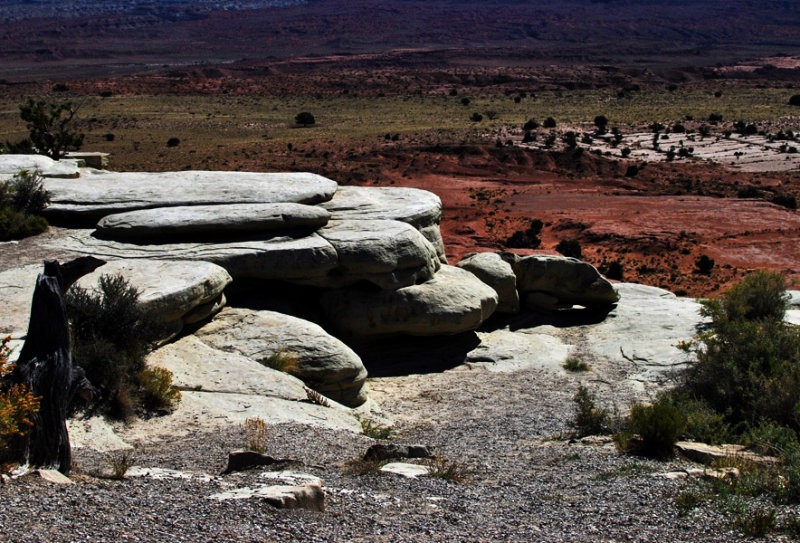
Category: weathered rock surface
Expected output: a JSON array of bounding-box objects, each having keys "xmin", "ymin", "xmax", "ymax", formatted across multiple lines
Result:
[
  {"xmin": 193, "ymin": 308, "xmax": 368, "ymax": 406},
  {"xmin": 43, "ymin": 170, "xmax": 338, "ymax": 223},
  {"xmin": 507, "ymin": 254, "xmax": 619, "ymax": 309},
  {"xmin": 52, "ymin": 229, "xmax": 340, "ymax": 284},
  {"xmin": 95, "ymin": 203, "xmax": 331, "ymax": 241},
  {"xmin": 320, "ymin": 265, "xmax": 498, "ymax": 339},
  {"xmin": 457, "ymin": 252, "xmax": 520, "ymax": 313},
  {"xmin": 74, "ymin": 259, "xmax": 232, "ymax": 330},
  {"xmin": 380, "ymin": 462, "xmax": 430, "ymax": 479},
  {"xmin": 0, "ymin": 154, "xmax": 81, "ymax": 179},
  {"xmin": 363, "ymin": 443, "xmax": 433, "ymax": 462},
  {"xmin": 321, "ymin": 186, "xmax": 446, "ymax": 260},
  {"xmin": 465, "ymin": 329, "xmax": 570, "ymax": 373},
  {"xmin": 0, "ymin": 263, "xmax": 42, "ymax": 338},
  {"xmin": 211, "ymin": 476, "xmax": 325, "ymax": 511},
  {"xmin": 146, "ymin": 335, "xmax": 308, "ymax": 400},
  {"xmin": 675, "ymin": 441, "xmax": 780, "ymax": 467},
  {"xmin": 314, "ymin": 219, "xmax": 441, "ymax": 289}
]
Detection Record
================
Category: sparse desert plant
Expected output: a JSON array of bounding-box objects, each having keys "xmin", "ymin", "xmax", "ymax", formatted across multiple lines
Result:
[
  {"xmin": 695, "ymin": 254, "xmax": 714, "ymax": 275},
  {"xmin": 108, "ymin": 449, "xmax": 136, "ymax": 480},
  {"xmin": 470, "ymin": 112, "xmax": 483, "ymax": 122},
  {"xmin": 166, "ymin": 137, "xmax": 180, "ymax": 147},
  {"xmin": 505, "ymin": 219, "xmax": 543, "ymax": 249},
  {"xmin": 137, "ymin": 367, "xmax": 181, "ymax": 412},
  {"xmin": 0, "ymin": 337, "xmax": 41, "ymax": 459},
  {"xmin": 242, "ymin": 417, "xmax": 269, "ymax": 453},
  {"xmin": 424, "ymin": 456, "xmax": 469, "ymax": 483},
  {"xmin": 67, "ymin": 274, "xmax": 166, "ymax": 419},
  {"xmin": 603, "ymin": 260, "xmax": 624, "ymax": 280},
  {"xmin": 563, "ymin": 357, "xmax": 592, "ymax": 372},
  {"xmin": 0, "ymin": 169, "xmax": 51, "ymax": 241},
  {"xmin": 593, "ymin": 115, "xmax": 608, "ymax": 134},
  {"xmin": 261, "ymin": 349, "xmax": 299, "ymax": 374},
  {"xmin": 345, "ymin": 456, "xmax": 386, "ymax": 476},
  {"xmin": 304, "ymin": 386, "xmax": 331, "ymax": 408},
  {"xmin": 771, "ymin": 193, "xmax": 797, "ymax": 210},
  {"xmin": 294, "ymin": 111, "xmax": 315, "ymax": 127},
  {"xmin": 523, "ymin": 118, "xmax": 539, "ymax": 131},
  {"xmin": 789, "ymin": 95, "xmax": 800, "ymax": 107},
  {"xmin": 18, "ymin": 98, "xmax": 84, "ymax": 159},
  {"xmin": 628, "ymin": 403, "xmax": 686, "ymax": 458},
  {"xmin": 569, "ymin": 385, "xmax": 609, "ymax": 437},
  {"xmin": 734, "ymin": 507, "xmax": 777, "ymax": 537},
  {"xmin": 543, "ymin": 116, "xmax": 557, "ymax": 128},
  {"xmin": 360, "ymin": 418, "xmax": 394, "ymax": 440}
]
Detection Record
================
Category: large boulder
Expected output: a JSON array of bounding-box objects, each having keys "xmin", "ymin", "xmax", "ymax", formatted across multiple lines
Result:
[
  {"xmin": 74, "ymin": 259, "xmax": 232, "ymax": 334},
  {"xmin": 457, "ymin": 252, "xmax": 520, "ymax": 313},
  {"xmin": 321, "ymin": 186, "xmax": 446, "ymax": 261},
  {"xmin": 193, "ymin": 308, "xmax": 368, "ymax": 407},
  {"xmin": 0, "ymin": 259, "xmax": 231, "ymax": 340},
  {"xmin": 95, "ymin": 203, "xmax": 331, "ymax": 241},
  {"xmin": 506, "ymin": 254, "xmax": 619, "ymax": 309},
  {"xmin": 320, "ymin": 265, "xmax": 498, "ymax": 339},
  {"xmin": 43, "ymin": 170, "xmax": 338, "ymax": 224},
  {"xmin": 312, "ymin": 219, "xmax": 441, "ymax": 289}
]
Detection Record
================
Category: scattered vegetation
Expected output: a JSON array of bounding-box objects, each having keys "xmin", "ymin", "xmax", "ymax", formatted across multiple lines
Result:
[
  {"xmin": 360, "ymin": 418, "xmax": 394, "ymax": 440},
  {"xmin": 568, "ymin": 385, "xmax": 610, "ymax": 437},
  {"xmin": 555, "ymin": 239, "xmax": 582, "ymax": 259},
  {"xmin": 294, "ymin": 111, "xmax": 315, "ymax": 127},
  {"xmin": 14, "ymin": 98, "xmax": 84, "ymax": 159},
  {"xmin": 242, "ymin": 417, "xmax": 269, "ymax": 454},
  {"xmin": 108, "ymin": 449, "xmax": 136, "ymax": 480},
  {"xmin": 67, "ymin": 274, "xmax": 169, "ymax": 419},
  {"xmin": 261, "ymin": 349, "xmax": 299, "ymax": 374},
  {"xmin": 505, "ymin": 218, "xmax": 543, "ymax": 249},
  {"xmin": 424, "ymin": 456, "xmax": 470, "ymax": 483},
  {"xmin": 563, "ymin": 357, "xmax": 592, "ymax": 372},
  {"xmin": 0, "ymin": 336, "xmax": 41, "ymax": 467},
  {"xmin": 694, "ymin": 254, "xmax": 715, "ymax": 275},
  {"xmin": 624, "ymin": 403, "xmax": 686, "ymax": 458},
  {"xmin": 0, "ymin": 169, "xmax": 51, "ymax": 241}
]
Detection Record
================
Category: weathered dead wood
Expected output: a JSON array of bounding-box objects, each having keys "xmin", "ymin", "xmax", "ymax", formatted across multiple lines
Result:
[{"xmin": 10, "ymin": 257, "xmax": 104, "ymax": 473}]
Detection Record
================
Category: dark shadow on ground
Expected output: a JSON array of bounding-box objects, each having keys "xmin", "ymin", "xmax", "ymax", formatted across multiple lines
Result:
[
  {"xmin": 479, "ymin": 304, "xmax": 617, "ymax": 332},
  {"xmin": 352, "ymin": 332, "xmax": 482, "ymax": 378}
]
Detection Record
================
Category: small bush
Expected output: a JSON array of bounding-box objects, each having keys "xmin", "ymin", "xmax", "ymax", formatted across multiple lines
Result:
[
  {"xmin": 360, "ymin": 418, "xmax": 394, "ymax": 440},
  {"xmin": 624, "ymin": 164, "xmax": 639, "ymax": 177},
  {"xmin": 737, "ymin": 186, "xmax": 762, "ymax": 199},
  {"xmin": 556, "ymin": 239, "xmax": 582, "ymax": 259},
  {"xmin": 137, "ymin": 367, "xmax": 181, "ymax": 412},
  {"xmin": 294, "ymin": 111, "xmax": 315, "ymax": 127},
  {"xmin": 261, "ymin": 349, "xmax": 298, "ymax": 374},
  {"xmin": 695, "ymin": 254, "xmax": 714, "ymax": 275},
  {"xmin": 505, "ymin": 219, "xmax": 543, "ymax": 249},
  {"xmin": 789, "ymin": 95, "xmax": 800, "ymax": 107},
  {"xmin": 563, "ymin": 357, "xmax": 591, "ymax": 372},
  {"xmin": 523, "ymin": 118, "xmax": 539, "ymax": 131},
  {"xmin": 772, "ymin": 193, "xmax": 798, "ymax": 210},
  {"xmin": 734, "ymin": 507, "xmax": 777, "ymax": 537},
  {"xmin": 242, "ymin": 417, "xmax": 269, "ymax": 453},
  {"xmin": 424, "ymin": 456, "xmax": 469, "ymax": 483},
  {"xmin": 543, "ymin": 117, "xmax": 557, "ymax": 128},
  {"xmin": 604, "ymin": 260, "xmax": 624, "ymax": 280},
  {"xmin": 108, "ymin": 449, "xmax": 135, "ymax": 480},
  {"xmin": 629, "ymin": 403, "xmax": 686, "ymax": 458},
  {"xmin": 67, "ymin": 274, "xmax": 166, "ymax": 418},
  {"xmin": 470, "ymin": 112, "xmax": 483, "ymax": 122},
  {"xmin": 569, "ymin": 385, "xmax": 609, "ymax": 437},
  {"xmin": 0, "ymin": 337, "xmax": 41, "ymax": 458},
  {"xmin": 166, "ymin": 137, "xmax": 180, "ymax": 147},
  {"xmin": 0, "ymin": 170, "xmax": 50, "ymax": 241}
]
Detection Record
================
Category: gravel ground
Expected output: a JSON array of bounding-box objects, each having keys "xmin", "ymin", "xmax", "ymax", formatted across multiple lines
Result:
[{"xmin": 2, "ymin": 365, "xmax": 797, "ymax": 542}]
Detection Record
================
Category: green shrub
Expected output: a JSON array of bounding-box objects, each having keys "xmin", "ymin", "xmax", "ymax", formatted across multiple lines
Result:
[
  {"xmin": 543, "ymin": 116, "xmax": 557, "ymax": 128},
  {"xmin": 771, "ymin": 193, "xmax": 798, "ymax": 210},
  {"xmin": 665, "ymin": 394, "xmax": 730, "ymax": 445},
  {"xmin": 505, "ymin": 219, "xmax": 543, "ymax": 249},
  {"xmin": 137, "ymin": 367, "xmax": 181, "ymax": 412},
  {"xmin": 734, "ymin": 507, "xmax": 777, "ymax": 537},
  {"xmin": 261, "ymin": 349, "xmax": 298, "ymax": 374},
  {"xmin": 569, "ymin": 385, "xmax": 609, "ymax": 437},
  {"xmin": 67, "ymin": 274, "xmax": 166, "ymax": 418},
  {"xmin": 629, "ymin": 403, "xmax": 686, "ymax": 458},
  {"xmin": 0, "ymin": 169, "xmax": 50, "ymax": 241},
  {"xmin": 563, "ymin": 357, "xmax": 591, "ymax": 372},
  {"xmin": 360, "ymin": 418, "xmax": 394, "ymax": 440},
  {"xmin": 18, "ymin": 98, "xmax": 84, "ymax": 159}
]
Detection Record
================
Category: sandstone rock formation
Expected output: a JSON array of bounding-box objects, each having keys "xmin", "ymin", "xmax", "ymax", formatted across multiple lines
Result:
[
  {"xmin": 193, "ymin": 308, "xmax": 369, "ymax": 406},
  {"xmin": 457, "ymin": 252, "xmax": 520, "ymax": 313},
  {"xmin": 320, "ymin": 265, "xmax": 498, "ymax": 339},
  {"xmin": 95, "ymin": 203, "xmax": 331, "ymax": 241},
  {"xmin": 0, "ymin": 154, "xmax": 81, "ymax": 179}
]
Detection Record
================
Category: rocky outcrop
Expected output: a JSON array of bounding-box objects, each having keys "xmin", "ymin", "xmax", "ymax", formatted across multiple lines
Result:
[
  {"xmin": 193, "ymin": 308, "xmax": 368, "ymax": 407},
  {"xmin": 0, "ymin": 154, "xmax": 81, "ymax": 179},
  {"xmin": 457, "ymin": 252, "xmax": 520, "ymax": 313},
  {"xmin": 313, "ymin": 219, "xmax": 440, "ymax": 289},
  {"xmin": 95, "ymin": 203, "xmax": 331, "ymax": 241},
  {"xmin": 322, "ymin": 186, "xmax": 446, "ymax": 260},
  {"xmin": 74, "ymin": 259, "xmax": 232, "ymax": 333},
  {"xmin": 43, "ymin": 170, "xmax": 338, "ymax": 224},
  {"xmin": 505, "ymin": 254, "xmax": 619, "ymax": 310},
  {"xmin": 320, "ymin": 265, "xmax": 498, "ymax": 339}
]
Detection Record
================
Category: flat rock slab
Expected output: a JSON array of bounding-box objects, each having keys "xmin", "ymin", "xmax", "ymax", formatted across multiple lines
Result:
[
  {"xmin": 43, "ymin": 170, "xmax": 338, "ymax": 223},
  {"xmin": 211, "ymin": 483, "xmax": 325, "ymax": 511},
  {"xmin": 146, "ymin": 335, "xmax": 308, "ymax": 400},
  {"xmin": 194, "ymin": 307, "xmax": 368, "ymax": 407},
  {"xmin": 675, "ymin": 441, "xmax": 780, "ymax": 468},
  {"xmin": 465, "ymin": 329, "xmax": 570, "ymax": 373},
  {"xmin": 380, "ymin": 462, "xmax": 431, "ymax": 478},
  {"xmin": 51, "ymin": 229, "xmax": 339, "ymax": 284},
  {"xmin": 314, "ymin": 219, "xmax": 441, "ymax": 290},
  {"xmin": 95, "ymin": 203, "xmax": 331, "ymax": 241},
  {"xmin": 321, "ymin": 265, "xmax": 498, "ymax": 339},
  {"xmin": 74, "ymin": 259, "xmax": 232, "ymax": 326},
  {"xmin": 0, "ymin": 154, "xmax": 81, "ymax": 179},
  {"xmin": 322, "ymin": 186, "xmax": 445, "ymax": 259}
]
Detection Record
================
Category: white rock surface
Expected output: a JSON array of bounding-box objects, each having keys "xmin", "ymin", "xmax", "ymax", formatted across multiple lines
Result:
[
  {"xmin": 457, "ymin": 252, "xmax": 520, "ymax": 313},
  {"xmin": 194, "ymin": 308, "xmax": 368, "ymax": 406},
  {"xmin": 320, "ymin": 265, "xmax": 498, "ymax": 339},
  {"xmin": 511, "ymin": 254, "xmax": 620, "ymax": 308},
  {"xmin": 465, "ymin": 329, "xmax": 570, "ymax": 373},
  {"xmin": 0, "ymin": 154, "xmax": 81, "ymax": 179},
  {"xmin": 74, "ymin": 259, "xmax": 232, "ymax": 326},
  {"xmin": 380, "ymin": 462, "xmax": 430, "ymax": 478},
  {"xmin": 211, "ymin": 481, "xmax": 325, "ymax": 511},
  {"xmin": 95, "ymin": 203, "xmax": 331, "ymax": 240},
  {"xmin": 43, "ymin": 170, "xmax": 338, "ymax": 222}
]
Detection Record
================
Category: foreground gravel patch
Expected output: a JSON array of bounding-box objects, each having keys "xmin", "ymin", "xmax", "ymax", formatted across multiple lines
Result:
[{"xmin": 1, "ymin": 366, "xmax": 793, "ymax": 542}]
